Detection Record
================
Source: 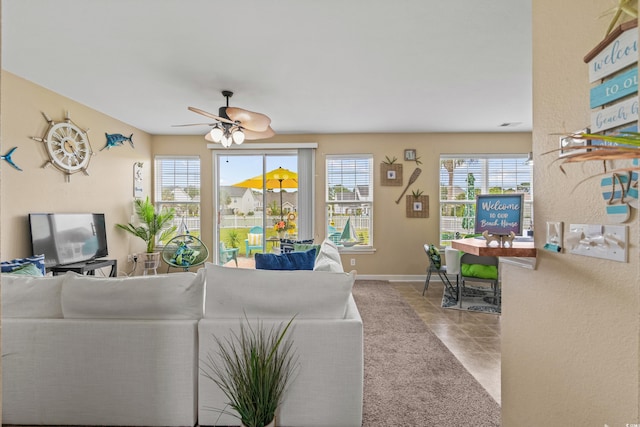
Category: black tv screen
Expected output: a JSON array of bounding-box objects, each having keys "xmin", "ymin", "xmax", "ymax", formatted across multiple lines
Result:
[{"xmin": 29, "ymin": 213, "xmax": 108, "ymax": 268}]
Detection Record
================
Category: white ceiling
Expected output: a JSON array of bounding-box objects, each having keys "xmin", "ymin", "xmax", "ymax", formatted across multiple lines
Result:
[{"xmin": 2, "ymin": 0, "xmax": 532, "ymax": 136}]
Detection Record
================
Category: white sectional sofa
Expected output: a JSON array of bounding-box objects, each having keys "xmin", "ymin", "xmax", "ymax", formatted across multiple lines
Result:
[
  {"xmin": 2, "ymin": 271, "xmax": 205, "ymax": 426},
  {"xmin": 199, "ymin": 264, "xmax": 363, "ymax": 427},
  {"xmin": 1, "ymin": 240, "xmax": 364, "ymax": 427}
]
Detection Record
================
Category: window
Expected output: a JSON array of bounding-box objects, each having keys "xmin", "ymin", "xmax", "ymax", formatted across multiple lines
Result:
[
  {"xmin": 439, "ymin": 154, "xmax": 533, "ymax": 246},
  {"xmin": 326, "ymin": 154, "xmax": 373, "ymax": 247},
  {"xmin": 155, "ymin": 156, "xmax": 201, "ymax": 238}
]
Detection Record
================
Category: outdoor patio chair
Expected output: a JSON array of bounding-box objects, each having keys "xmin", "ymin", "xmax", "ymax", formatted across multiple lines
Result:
[
  {"xmin": 422, "ymin": 244, "xmax": 458, "ymax": 300},
  {"xmin": 244, "ymin": 226, "xmax": 264, "ymax": 257},
  {"xmin": 219, "ymin": 241, "xmax": 239, "ymax": 267}
]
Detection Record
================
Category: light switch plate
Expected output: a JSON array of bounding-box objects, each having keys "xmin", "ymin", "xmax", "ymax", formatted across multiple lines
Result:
[{"xmin": 567, "ymin": 224, "xmax": 627, "ymax": 262}]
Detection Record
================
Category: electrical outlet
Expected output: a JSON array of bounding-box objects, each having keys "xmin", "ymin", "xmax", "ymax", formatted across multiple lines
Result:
[{"xmin": 350, "ymin": 258, "xmax": 356, "ymax": 266}]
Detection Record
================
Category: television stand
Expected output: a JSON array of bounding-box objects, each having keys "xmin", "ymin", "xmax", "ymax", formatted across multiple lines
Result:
[{"xmin": 51, "ymin": 259, "xmax": 117, "ymax": 277}]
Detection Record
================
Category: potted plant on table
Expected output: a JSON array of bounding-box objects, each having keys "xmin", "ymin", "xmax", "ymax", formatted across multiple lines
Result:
[
  {"xmin": 116, "ymin": 196, "xmax": 176, "ymax": 273},
  {"xmin": 201, "ymin": 316, "xmax": 298, "ymax": 427}
]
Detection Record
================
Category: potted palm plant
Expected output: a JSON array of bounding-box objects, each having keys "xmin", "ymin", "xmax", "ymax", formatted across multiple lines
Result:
[
  {"xmin": 201, "ymin": 316, "xmax": 298, "ymax": 427},
  {"xmin": 116, "ymin": 196, "xmax": 177, "ymax": 273}
]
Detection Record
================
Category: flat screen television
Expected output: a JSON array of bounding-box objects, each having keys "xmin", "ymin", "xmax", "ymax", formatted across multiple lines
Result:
[{"xmin": 28, "ymin": 213, "xmax": 108, "ymax": 268}]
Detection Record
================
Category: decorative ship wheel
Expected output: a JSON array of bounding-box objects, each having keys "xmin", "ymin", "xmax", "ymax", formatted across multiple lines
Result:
[{"xmin": 32, "ymin": 111, "xmax": 93, "ymax": 182}]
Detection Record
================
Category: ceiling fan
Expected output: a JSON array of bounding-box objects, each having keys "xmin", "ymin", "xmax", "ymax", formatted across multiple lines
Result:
[{"xmin": 175, "ymin": 90, "xmax": 275, "ymax": 147}]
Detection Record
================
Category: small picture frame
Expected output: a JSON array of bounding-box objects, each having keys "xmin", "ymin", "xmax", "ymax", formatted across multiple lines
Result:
[
  {"xmin": 413, "ymin": 201, "xmax": 423, "ymax": 211},
  {"xmin": 387, "ymin": 170, "xmax": 397, "ymax": 180},
  {"xmin": 404, "ymin": 149, "xmax": 416, "ymax": 161}
]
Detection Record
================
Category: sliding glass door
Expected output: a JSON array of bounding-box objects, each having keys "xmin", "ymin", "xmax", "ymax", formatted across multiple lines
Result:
[{"xmin": 214, "ymin": 151, "xmax": 300, "ymax": 268}]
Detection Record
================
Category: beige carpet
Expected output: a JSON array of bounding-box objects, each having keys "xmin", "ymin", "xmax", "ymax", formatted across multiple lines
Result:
[{"xmin": 353, "ymin": 280, "xmax": 500, "ymax": 427}]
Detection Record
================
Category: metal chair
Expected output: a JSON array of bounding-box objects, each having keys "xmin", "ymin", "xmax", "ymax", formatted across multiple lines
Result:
[
  {"xmin": 422, "ymin": 244, "xmax": 458, "ymax": 300},
  {"xmin": 459, "ymin": 253, "xmax": 500, "ymax": 309}
]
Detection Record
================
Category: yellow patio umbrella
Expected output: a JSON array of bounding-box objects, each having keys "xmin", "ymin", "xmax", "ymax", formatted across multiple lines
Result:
[{"xmin": 232, "ymin": 167, "xmax": 298, "ymax": 220}]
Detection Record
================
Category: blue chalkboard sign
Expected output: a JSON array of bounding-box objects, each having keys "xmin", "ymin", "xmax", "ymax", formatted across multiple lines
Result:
[{"xmin": 474, "ymin": 194, "xmax": 524, "ymax": 235}]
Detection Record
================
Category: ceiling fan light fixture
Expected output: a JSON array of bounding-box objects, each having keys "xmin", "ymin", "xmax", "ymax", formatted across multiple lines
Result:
[
  {"xmin": 209, "ymin": 125, "xmax": 224, "ymax": 142},
  {"xmin": 221, "ymin": 133, "xmax": 233, "ymax": 148},
  {"xmin": 231, "ymin": 127, "xmax": 245, "ymax": 144}
]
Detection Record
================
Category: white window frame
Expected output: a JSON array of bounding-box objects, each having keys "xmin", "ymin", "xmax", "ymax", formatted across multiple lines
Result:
[
  {"xmin": 154, "ymin": 155, "xmax": 202, "ymax": 240},
  {"xmin": 325, "ymin": 154, "xmax": 374, "ymax": 250},
  {"xmin": 439, "ymin": 153, "xmax": 533, "ymax": 246}
]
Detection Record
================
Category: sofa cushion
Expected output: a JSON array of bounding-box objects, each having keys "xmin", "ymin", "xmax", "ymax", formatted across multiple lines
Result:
[
  {"xmin": 461, "ymin": 263, "xmax": 498, "ymax": 280},
  {"xmin": 1, "ymin": 274, "xmax": 64, "ymax": 318},
  {"xmin": 61, "ymin": 269, "xmax": 205, "ymax": 319},
  {"xmin": 313, "ymin": 238, "xmax": 344, "ymax": 272},
  {"xmin": 255, "ymin": 248, "xmax": 316, "ymax": 270},
  {"xmin": 204, "ymin": 263, "xmax": 355, "ymax": 319},
  {"xmin": 1, "ymin": 254, "xmax": 46, "ymax": 276}
]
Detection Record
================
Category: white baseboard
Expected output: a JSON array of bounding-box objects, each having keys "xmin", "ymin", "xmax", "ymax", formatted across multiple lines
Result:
[{"xmin": 355, "ymin": 274, "xmax": 433, "ymax": 282}]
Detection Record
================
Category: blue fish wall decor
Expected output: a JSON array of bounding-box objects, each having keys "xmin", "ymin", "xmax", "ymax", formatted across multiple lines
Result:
[
  {"xmin": 1, "ymin": 147, "xmax": 22, "ymax": 171},
  {"xmin": 102, "ymin": 133, "xmax": 134, "ymax": 151}
]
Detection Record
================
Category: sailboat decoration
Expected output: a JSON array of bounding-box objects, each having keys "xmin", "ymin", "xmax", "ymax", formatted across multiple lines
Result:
[{"xmin": 340, "ymin": 217, "xmax": 360, "ymax": 247}]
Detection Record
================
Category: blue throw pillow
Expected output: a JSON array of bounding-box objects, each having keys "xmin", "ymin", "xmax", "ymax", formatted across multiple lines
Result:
[
  {"xmin": 1, "ymin": 254, "xmax": 46, "ymax": 275},
  {"xmin": 255, "ymin": 248, "xmax": 317, "ymax": 270}
]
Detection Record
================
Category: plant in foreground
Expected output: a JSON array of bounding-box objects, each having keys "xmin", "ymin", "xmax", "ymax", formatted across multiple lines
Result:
[{"xmin": 201, "ymin": 316, "xmax": 298, "ymax": 427}]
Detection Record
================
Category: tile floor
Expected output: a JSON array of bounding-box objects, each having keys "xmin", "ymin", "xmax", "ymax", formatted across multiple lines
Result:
[{"xmin": 393, "ymin": 280, "xmax": 502, "ymax": 405}]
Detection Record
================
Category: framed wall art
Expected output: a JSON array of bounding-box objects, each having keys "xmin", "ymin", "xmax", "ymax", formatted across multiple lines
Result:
[{"xmin": 404, "ymin": 149, "xmax": 416, "ymax": 161}]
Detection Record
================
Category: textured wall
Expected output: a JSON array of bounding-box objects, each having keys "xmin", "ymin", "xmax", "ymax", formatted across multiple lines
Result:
[{"xmin": 502, "ymin": 1, "xmax": 640, "ymax": 426}]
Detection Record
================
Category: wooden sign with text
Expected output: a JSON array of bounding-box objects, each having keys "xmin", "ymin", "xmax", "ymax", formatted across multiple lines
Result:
[
  {"xmin": 590, "ymin": 66, "xmax": 638, "ymax": 108},
  {"xmin": 585, "ymin": 20, "xmax": 638, "ymax": 83},
  {"xmin": 590, "ymin": 96, "xmax": 638, "ymax": 133},
  {"xmin": 474, "ymin": 194, "xmax": 524, "ymax": 236}
]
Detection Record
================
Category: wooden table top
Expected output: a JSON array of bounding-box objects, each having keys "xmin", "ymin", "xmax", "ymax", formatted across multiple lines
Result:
[{"xmin": 451, "ymin": 238, "xmax": 537, "ymax": 258}]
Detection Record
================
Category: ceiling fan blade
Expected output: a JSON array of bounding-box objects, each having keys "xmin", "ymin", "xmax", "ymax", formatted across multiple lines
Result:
[
  {"xmin": 188, "ymin": 106, "xmax": 235, "ymax": 125},
  {"xmin": 226, "ymin": 107, "xmax": 271, "ymax": 132},
  {"xmin": 243, "ymin": 126, "xmax": 276, "ymax": 140},
  {"xmin": 171, "ymin": 122, "xmax": 216, "ymax": 127}
]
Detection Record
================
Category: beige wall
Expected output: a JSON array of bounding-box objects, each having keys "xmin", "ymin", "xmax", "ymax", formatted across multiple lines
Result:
[
  {"xmin": 1, "ymin": 71, "xmax": 153, "ymax": 275},
  {"xmin": 501, "ymin": 2, "xmax": 640, "ymax": 426},
  {"xmin": 151, "ymin": 132, "xmax": 532, "ymax": 276},
  {"xmin": 1, "ymin": 71, "xmax": 532, "ymax": 277}
]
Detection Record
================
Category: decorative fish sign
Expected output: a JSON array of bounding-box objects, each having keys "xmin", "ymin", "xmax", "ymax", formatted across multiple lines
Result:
[
  {"xmin": 1, "ymin": 147, "xmax": 22, "ymax": 171},
  {"xmin": 101, "ymin": 133, "xmax": 134, "ymax": 151}
]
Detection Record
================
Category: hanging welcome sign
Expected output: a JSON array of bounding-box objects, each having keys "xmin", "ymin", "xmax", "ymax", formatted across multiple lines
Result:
[
  {"xmin": 584, "ymin": 19, "xmax": 638, "ymax": 223},
  {"xmin": 474, "ymin": 194, "xmax": 524, "ymax": 236}
]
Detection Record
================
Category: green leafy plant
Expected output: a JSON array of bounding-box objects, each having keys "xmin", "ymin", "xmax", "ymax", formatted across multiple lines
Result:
[
  {"xmin": 382, "ymin": 155, "xmax": 398, "ymax": 165},
  {"xmin": 227, "ymin": 230, "xmax": 240, "ymax": 249},
  {"xmin": 413, "ymin": 156, "xmax": 423, "ymax": 165},
  {"xmin": 116, "ymin": 196, "xmax": 177, "ymax": 253},
  {"xmin": 411, "ymin": 189, "xmax": 424, "ymax": 198},
  {"xmin": 201, "ymin": 316, "xmax": 298, "ymax": 427}
]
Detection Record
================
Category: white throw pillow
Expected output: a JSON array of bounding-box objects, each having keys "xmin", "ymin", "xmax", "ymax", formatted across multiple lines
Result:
[
  {"xmin": 313, "ymin": 238, "xmax": 344, "ymax": 272},
  {"xmin": 204, "ymin": 263, "xmax": 355, "ymax": 319},
  {"xmin": 1, "ymin": 274, "xmax": 64, "ymax": 318},
  {"xmin": 61, "ymin": 270, "xmax": 205, "ymax": 319}
]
